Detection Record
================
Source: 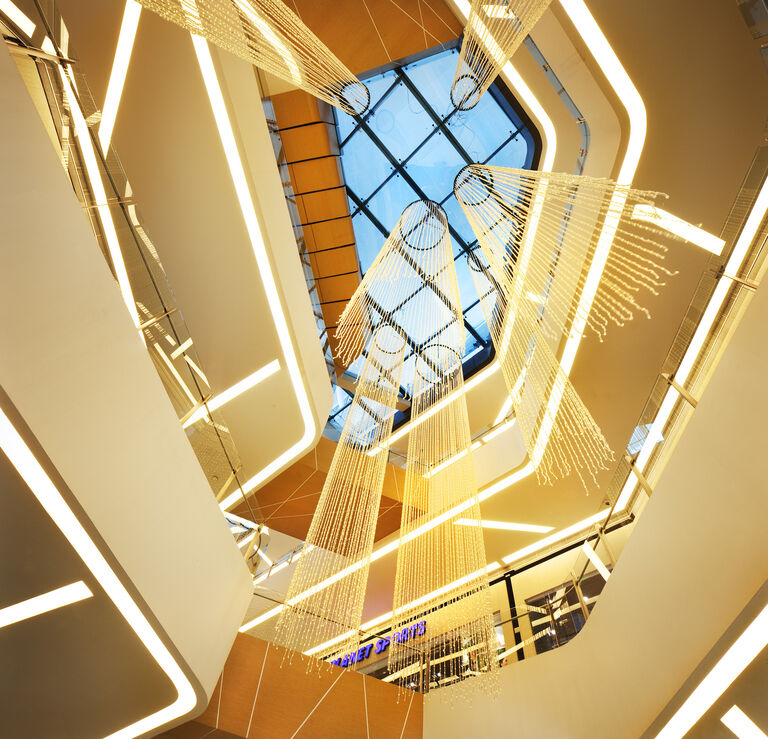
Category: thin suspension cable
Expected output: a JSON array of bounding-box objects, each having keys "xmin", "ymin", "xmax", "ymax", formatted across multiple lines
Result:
[
  {"xmin": 454, "ymin": 164, "xmax": 678, "ymax": 486},
  {"xmin": 452, "ymin": 0, "xmax": 552, "ymax": 110},
  {"xmin": 135, "ymin": 0, "xmax": 370, "ymax": 114},
  {"xmin": 345, "ymin": 201, "xmax": 499, "ymax": 697}
]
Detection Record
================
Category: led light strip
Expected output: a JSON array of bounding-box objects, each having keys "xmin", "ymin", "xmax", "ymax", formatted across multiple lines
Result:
[
  {"xmin": 0, "ymin": 407, "xmax": 196, "ymax": 737},
  {"xmin": 633, "ymin": 204, "xmax": 725, "ymax": 256},
  {"xmin": 581, "ymin": 541, "xmax": 610, "ymax": 580},
  {"xmin": 656, "ymin": 602, "xmax": 768, "ymax": 738},
  {"xmin": 99, "ymin": 0, "xmax": 141, "ymax": 151},
  {"xmin": 0, "ymin": 0, "xmax": 36, "ymax": 38},
  {"xmin": 0, "ymin": 581, "xmax": 92, "ymax": 628},
  {"xmin": 186, "ymin": 34, "xmax": 318, "ymax": 511},
  {"xmin": 721, "ymin": 706, "xmax": 768, "ymax": 739},
  {"xmin": 455, "ymin": 518, "xmax": 554, "ymax": 533},
  {"xmin": 182, "ymin": 359, "xmax": 281, "ymax": 428},
  {"xmin": 58, "ymin": 67, "xmax": 141, "ymax": 329}
]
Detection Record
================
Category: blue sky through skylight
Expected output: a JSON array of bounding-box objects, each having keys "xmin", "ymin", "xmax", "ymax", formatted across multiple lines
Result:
[{"xmin": 327, "ymin": 44, "xmax": 537, "ymax": 435}]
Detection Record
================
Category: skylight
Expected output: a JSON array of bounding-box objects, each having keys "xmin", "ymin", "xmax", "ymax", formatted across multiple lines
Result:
[{"xmin": 327, "ymin": 43, "xmax": 538, "ymax": 435}]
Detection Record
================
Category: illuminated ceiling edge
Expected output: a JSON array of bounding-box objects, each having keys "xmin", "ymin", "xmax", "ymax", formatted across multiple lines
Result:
[
  {"xmin": 0, "ymin": 405, "xmax": 198, "ymax": 739},
  {"xmin": 184, "ymin": 36, "xmax": 319, "ymax": 511},
  {"xmin": 94, "ymin": 2, "xmax": 322, "ymax": 512}
]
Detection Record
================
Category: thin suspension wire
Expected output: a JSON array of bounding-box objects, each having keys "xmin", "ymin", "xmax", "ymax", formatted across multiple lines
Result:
[
  {"xmin": 274, "ymin": 324, "xmax": 405, "ymax": 663},
  {"xmin": 452, "ymin": 0, "xmax": 552, "ymax": 110},
  {"xmin": 344, "ymin": 202, "xmax": 498, "ymax": 697},
  {"xmin": 136, "ymin": 0, "xmax": 370, "ymax": 114},
  {"xmin": 454, "ymin": 164, "xmax": 677, "ymax": 486}
]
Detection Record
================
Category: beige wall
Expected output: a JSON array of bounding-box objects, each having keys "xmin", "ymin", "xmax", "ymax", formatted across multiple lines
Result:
[
  {"xmin": 424, "ymin": 220, "xmax": 768, "ymax": 737},
  {"xmin": 0, "ymin": 39, "xmax": 252, "ymax": 713}
]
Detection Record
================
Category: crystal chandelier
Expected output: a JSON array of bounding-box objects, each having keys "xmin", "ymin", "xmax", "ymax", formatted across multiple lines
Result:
[
  {"xmin": 136, "ymin": 0, "xmax": 370, "ymax": 114},
  {"xmin": 452, "ymin": 0, "xmax": 552, "ymax": 110},
  {"xmin": 373, "ymin": 202, "xmax": 499, "ymax": 693},
  {"xmin": 454, "ymin": 164, "xmax": 676, "ymax": 484}
]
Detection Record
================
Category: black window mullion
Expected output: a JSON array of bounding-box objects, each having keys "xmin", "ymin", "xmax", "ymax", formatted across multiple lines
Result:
[{"xmin": 338, "ymin": 76, "xmax": 402, "ymax": 149}]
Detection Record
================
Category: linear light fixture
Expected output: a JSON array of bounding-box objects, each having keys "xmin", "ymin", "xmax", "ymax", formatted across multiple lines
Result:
[
  {"xmin": 182, "ymin": 359, "xmax": 280, "ymax": 428},
  {"xmin": 253, "ymin": 559, "xmax": 287, "ymax": 585},
  {"xmin": 99, "ymin": 0, "xmax": 142, "ymax": 151},
  {"xmin": 721, "ymin": 706, "xmax": 768, "ymax": 739},
  {"xmin": 0, "ymin": 581, "xmax": 92, "ymax": 629},
  {"xmin": 0, "ymin": 0, "xmax": 35, "ymax": 37},
  {"xmin": 492, "ymin": 396, "xmax": 514, "ymax": 426},
  {"xmin": 187, "ymin": 35, "xmax": 317, "ymax": 511},
  {"xmin": 455, "ymin": 519, "xmax": 554, "ymax": 533},
  {"xmin": 256, "ymin": 549, "xmax": 272, "ymax": 567},
  {"xmin": 169, "ymin": 337, "xmax": 193, "ymax": 360},
  {"xmin": 482, "ymin": 418, "xmax": 515, "ymax": 443},
  {"xmin": 58, "ymin": 67, "xmax": 141, "ymax": 329},
  {"xmin": 656, "ymin": 602, "xmax": 768, "ymax": 739},
  {"xmin": 422, "ymin": 439, "xmax": 483, "ymax": 479},
  {"xmin": 633, "ymin": 204, "xmax": 725, "ymax": 255},
  {"xmin": 581, "ymin": 541, "xmax": 611, "ymax": 580},
  {"xmin": 0, "ymin": 408, "xmax": 196, "ymax": 737}
]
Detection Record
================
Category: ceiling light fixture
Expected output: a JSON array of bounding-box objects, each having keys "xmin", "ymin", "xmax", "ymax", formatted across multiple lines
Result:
[
  {"xmin": 720, "ymin": 706, "xmax": 767, "ymax": 739},
  {"xmin": 0, "ymin": 581, "xmax": 92, "ymax": 629},
  {"xmin": 0, "ymin": 0, "xmax": 36, "ymax": 37},
  {"xmin": 656, "ymin": 602, "xmax": 768, "ymax": 738},
  {"xmin": 182, "ymin": 359, "xmax": 280, "ymax": 428},
  {"xmin": 455, "ymin": 519, "xmax": 554, "ymax": 533},
  {"xmin": 632, "ymin": 203, "xmax": 725, "ymax": 256},
  {"xmin": 581, "ymin": 541, "xmax": 611, "ymax": 580},
  {"xmin": 99, "ymin": 0, "xmax": 142, "ymax": 151}
]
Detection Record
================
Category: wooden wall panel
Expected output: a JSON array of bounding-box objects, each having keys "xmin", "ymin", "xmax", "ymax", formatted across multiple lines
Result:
[
  {"xmin": 290, "ymin": 0, "xmax": 462, "ymax": 75},
  {"xmin": 233, "ymin": 438, "xmax": 404, "ymax": 541},
  {"xmin": 163, "ymin": 633, "xmax": 423, "ymax": 738}
]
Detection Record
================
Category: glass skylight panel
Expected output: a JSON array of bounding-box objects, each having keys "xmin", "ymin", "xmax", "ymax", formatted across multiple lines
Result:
[
  {"xmin": 404, "ymin": 130, "xmax": 466, "ymax": 202},
  {"xmin": 329, "ymin": 43, "xmax": 536, "ymax": 433},
  {"xmin": 486, "ymin": 132, "xmax": 531, "ymax": 168},
  {"xmin": 367, "ymin": 81, "xmax": 435, "ymax": 162},
  {"xmin": 342, "ymin": 131, "xmax": 393, "ymax": 200},
  {"xmin": 351, "ymin": 212, "xmax": 387, "ymax": 273},
  {"xmin": 366, "ymin": 174, "xmax": 420, "ymax": 233},
  {"xmin": 404, "ymin": 49, "xmax": 462, "ymax": 118}
]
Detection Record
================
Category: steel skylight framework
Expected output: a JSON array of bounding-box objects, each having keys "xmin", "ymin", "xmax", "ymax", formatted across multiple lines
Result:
[{"xmin": 329, "ymin": 46, "xmax": 538, "ymax": 433}]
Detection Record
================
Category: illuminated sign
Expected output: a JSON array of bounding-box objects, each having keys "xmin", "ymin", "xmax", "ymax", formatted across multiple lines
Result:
[{"xmin": 330, "ymin": 620, "xmax": 426, "ymax": 668}]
